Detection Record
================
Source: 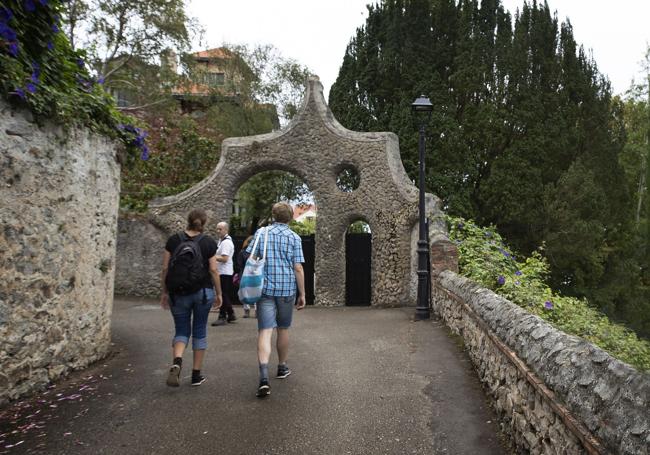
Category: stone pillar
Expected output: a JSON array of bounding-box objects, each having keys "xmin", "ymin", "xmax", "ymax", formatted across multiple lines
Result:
[{"xmin": 430, "ymin": 237, "xmax": 458, "ymax": 274}]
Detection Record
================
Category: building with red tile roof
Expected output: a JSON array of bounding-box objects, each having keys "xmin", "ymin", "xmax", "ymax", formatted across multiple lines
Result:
[{"xmin": 293, "ymin": 203, "xmax": 317, "ymax": 222}]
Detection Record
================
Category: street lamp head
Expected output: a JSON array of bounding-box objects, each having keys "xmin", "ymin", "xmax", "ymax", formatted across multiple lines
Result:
[{"xmin": 411, "ymin": 95, "xmax": 433, "ymax": 126}]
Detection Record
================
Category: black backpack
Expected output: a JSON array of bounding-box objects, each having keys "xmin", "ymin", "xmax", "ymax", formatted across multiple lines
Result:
[{"xmin": 166, "ymin": 233, "xmax": 206, "ymax": 295}]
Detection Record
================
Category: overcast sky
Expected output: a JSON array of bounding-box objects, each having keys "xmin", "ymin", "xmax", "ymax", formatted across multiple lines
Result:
[{"xmin": 187, "ymin": 0, "xmax": 650, "ymax": 99}]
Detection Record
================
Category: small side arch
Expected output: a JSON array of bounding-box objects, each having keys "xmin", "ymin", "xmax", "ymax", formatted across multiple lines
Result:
[{"xmin": 345, "ymin": 217, "xmax": 372, "ymax": 306}]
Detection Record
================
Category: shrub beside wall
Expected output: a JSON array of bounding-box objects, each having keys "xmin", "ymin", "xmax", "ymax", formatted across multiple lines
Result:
[
  {"xmin": 0, "ymin": 102, "xmax": 120, "ymax": 405},
  {"xmin": 432, "ymin": 270, "xmax": 650, "ymax": 455}
]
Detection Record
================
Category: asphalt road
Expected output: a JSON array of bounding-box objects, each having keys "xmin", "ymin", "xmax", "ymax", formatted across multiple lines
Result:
[{"xmin": 0, "ymin": 298, "xmax": 509, "ymax": 455}]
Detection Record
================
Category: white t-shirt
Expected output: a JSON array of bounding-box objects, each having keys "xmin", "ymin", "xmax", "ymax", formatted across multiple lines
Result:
[{"xmin": 216, "ymin": 235, "xmax": 234, "ymax": 275}]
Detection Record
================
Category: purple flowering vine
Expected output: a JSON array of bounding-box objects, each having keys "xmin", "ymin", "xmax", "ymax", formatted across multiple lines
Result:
[
  {"xmin": 31, "ymin": 62, "xmax": 40, "ymax": 81},
  {"xmin": 13, "ymin": 87, "xmax": 25, "ymax": 99},
  {"xmin": 515, "ymin": 270, "xmax": 522, "ymax": 276},
  {"xmin": 0, "ymin": 7, "xmax": 13, "ymax": 23},
  {"xmin": 75, "ymin": 73, "xmax": 94, "ymax": 91},
  {"xmin": 118, "ymin": 124, "xmax": 150, "ymax": 160},
  {"xmin": 544, "ymin": 301, "xmax": 553, "ymax": 310},
  {"xmin": 24, "ymin": 0, "xmax": 36, "ymax": 13},
  {"xmin": 8, "ymin": 41, "xmax": 19, "ymax": 56},
  {"xmin": 0, "ymin": 22, "xmax": 17, "ymax": 41},
  {"xmin": 1, "ymin": 7, "xmax": 19, "ymax": 58},
  {"xmin": 497, "ymin": 275, "xmax": 505, "ymax": 286}
]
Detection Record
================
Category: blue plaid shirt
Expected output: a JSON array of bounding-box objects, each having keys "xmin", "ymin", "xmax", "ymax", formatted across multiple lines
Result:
[{"xmin": 246, "ymin": 223, "xmax": 304, "ymax": 297}]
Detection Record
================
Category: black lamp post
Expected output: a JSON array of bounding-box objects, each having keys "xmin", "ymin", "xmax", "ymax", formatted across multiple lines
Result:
[{"xmin": 412, "ymin": 95, "xmax": 433, "ymax": 321}]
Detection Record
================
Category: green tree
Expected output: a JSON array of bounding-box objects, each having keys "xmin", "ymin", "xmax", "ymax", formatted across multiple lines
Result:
[
  {"xmin": 329, "ymin": 0, "xmax": 645, "ymax": 337},
  {"xmin": 624, "ymin": 48, "xmax": 650, "ymax": 255},
  {"xmin": 615, "ymin": 47, "xmax": 650, "ymax": 337},
  {"xmin": 348, "ymin": 221, "xmax": 371, "ymax": 234},
  {"xmin": 62, "ymin": 0, "xmax": 199, "ymax": 109},
  {"xmin": 235, "ymin": 171, "xmax": 312, "ymax": 230},
  {"xmin": 289, "ymin": 219, "xmax": 316, "ymax": 235},
  {"xmin": 219, "ymin": 43, "xmax": 312, "ymax": 124}
]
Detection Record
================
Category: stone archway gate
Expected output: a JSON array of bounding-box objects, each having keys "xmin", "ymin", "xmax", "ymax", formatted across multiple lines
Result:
[{"xmin": 149, "ymin": 77, "xmax": 452, "ymax": 307}]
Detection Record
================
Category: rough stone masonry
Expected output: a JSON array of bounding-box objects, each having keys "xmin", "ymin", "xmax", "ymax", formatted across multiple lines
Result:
[
  {"xmin": 0, "ymin": 101, "xmax": 120, "ymax": 404},
  {"xmin": 137, "ymin": 76, "xmax": 450, "ymax": 306},
  {"xmin": 432, "ymin": 270, "xmax": 650, "ymax": 455}
]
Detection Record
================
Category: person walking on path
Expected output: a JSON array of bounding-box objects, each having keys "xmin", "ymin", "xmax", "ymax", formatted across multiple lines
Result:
[
  {"xmin": 160, "ymin": 209, "xmax": 222, "ymax": 387},
  {"xmin": 247, "ymin": 202, "xmax": 306, "ymax": 398},
  {"xmin": 236, "ymin": 235, "xmax": 254, "ymax": 318},
  {"xmin": 211, "ymin": 222, "xmax": 236, "ymax": 326}
]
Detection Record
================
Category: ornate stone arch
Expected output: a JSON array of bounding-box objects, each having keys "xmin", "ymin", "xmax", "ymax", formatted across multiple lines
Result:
[{"xmin": 149, "ymin": 77, "xmax": 447, "ymax": 306}]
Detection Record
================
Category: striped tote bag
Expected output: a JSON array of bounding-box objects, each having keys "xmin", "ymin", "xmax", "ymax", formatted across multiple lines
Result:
[{"xmin": 237, "ymin": 228, "xmax": 268, "ymax": 305}]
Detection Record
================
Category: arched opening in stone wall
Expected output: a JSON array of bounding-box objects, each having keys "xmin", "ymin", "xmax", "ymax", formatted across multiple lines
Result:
[
  {"xmin": 230, "ymin": 170, "xmax": 315, "ymax": 235},
  {"xmin": 345, "ymin": 220, "xmax": 372, "ymax": 306},
  {"xmin": 231, "ymin": 169, "xmax": 317, "ymax": 305}
]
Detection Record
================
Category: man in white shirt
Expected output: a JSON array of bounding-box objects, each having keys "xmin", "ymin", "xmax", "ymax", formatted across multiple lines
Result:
[{"xmin": 211, "ymin": 222, "xmax": 236, "ymax": 326}]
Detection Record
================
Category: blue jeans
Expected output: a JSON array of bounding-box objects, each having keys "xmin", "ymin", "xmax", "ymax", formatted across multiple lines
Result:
[
  {"xmin": 257, "ymin": 294, "xmax": 295, "ymax": 330},
  {"xmin": 170, "ymin": 288, "xmax": 214, "ymax": 350}
]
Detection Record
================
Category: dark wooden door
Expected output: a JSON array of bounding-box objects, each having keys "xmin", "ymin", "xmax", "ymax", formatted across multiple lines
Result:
[
  {"xmin": 301, "ymin": 235, "xmax": 315, "ymax": 305},
  {"xmin": 346, "ymin": 233, "xmax": 371, "ymax": 306}
]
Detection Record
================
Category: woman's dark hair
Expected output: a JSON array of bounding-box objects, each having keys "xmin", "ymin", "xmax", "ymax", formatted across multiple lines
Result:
[
  {"xmin": 187, "ymin": 209, "xmax": 208, "ymax": 232},
  {"xmin": 242, "ymin": 235, "xmax": 254, "ymax": 249}
]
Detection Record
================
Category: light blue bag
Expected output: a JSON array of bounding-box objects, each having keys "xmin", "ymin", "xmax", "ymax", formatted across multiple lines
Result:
[{"xmin": 237, "ymin": 228, "xmax": 268, "ymax": 305}]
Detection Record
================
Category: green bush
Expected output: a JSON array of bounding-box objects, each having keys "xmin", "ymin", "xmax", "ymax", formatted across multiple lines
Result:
[
  {"xmin": 289, "ymin": 219, "xmax": 315, "ymax": 235},
  {"xmin": 446, "ymin": 216, "xmax": 650, "ymax": 372},
  {"xmin": 119, "ymin": 116, "xmax": 220, "ymax": 211}
]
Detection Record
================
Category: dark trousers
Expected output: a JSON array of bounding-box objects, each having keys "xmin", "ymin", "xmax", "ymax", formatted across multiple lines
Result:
[{"xmin": 218, "ymin": 274, "xmax": 234, "ymax": 318}]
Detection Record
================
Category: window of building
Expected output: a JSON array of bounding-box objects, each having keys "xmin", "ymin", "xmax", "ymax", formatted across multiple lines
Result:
[{"xmin": 202, "ymin": 72, "xmax": 225, "ymax": 86}]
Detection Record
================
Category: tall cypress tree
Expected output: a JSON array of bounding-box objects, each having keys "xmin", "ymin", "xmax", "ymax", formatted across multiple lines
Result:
[{"xmin": 329, "ymin": 0, "xmax": 643, "ymax": 335}]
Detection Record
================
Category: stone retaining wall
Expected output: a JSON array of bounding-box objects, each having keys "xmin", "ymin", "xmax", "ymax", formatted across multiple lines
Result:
[
  {"xmin": 432, "ymin": 270, "xmax": 650, "ymax": 455},
  {"xmin": 0, "ymin": 102, "xmax": 120, "ymax": 405},
  {"xmin": 114, "ymin": 214, "xmax": 166, "ymax": 298}
]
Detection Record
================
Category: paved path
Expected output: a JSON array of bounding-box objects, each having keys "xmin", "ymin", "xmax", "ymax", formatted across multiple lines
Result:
[{"xmin": 1, "ymin": 298, "xmax": 509, "ymax": 454}]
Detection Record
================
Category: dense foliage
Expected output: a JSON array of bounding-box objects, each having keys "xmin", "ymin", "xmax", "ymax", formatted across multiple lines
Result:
[
  {"xmin": 120, "ymin": 112, "xmax": 220, "ymax": 212},
  {"xmin": 0, "ymin": 0, "xmax": 147, "ymax": 160},
  {"xmin": 221, "ymin": 43, "xmax": 313, "ymax": 125},
  {"xmin": 118, "ymin": 43, "xmax": 312, "ymax": 214},
  {"xmin": 447, "ymin": 216, "xmax": 650, "ymax": 372},
  {"xmin": 233, "ymin": 171, "xmax": 312, "ymax": 234},
  {"xmin": 288, "ymin": 218, "xmax": 316, "ymax": 236},
  {"xmin": 330, "ymin": 0, "xmax": 649, "ymax": 337},
  {"xmin": 62, "ymin": 0, "xmax": 197, "ymax": 111}
]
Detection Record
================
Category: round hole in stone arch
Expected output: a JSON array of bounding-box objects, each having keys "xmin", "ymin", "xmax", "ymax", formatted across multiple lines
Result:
[{"xmin": 336, "ymin": 166, "xmax": 360, "ymax": 193}]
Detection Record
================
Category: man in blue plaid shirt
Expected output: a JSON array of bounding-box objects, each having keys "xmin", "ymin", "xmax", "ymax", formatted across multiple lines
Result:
[{"xmin": 246, "ymin": 202, "xmax": 305, "ymax": 398}]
